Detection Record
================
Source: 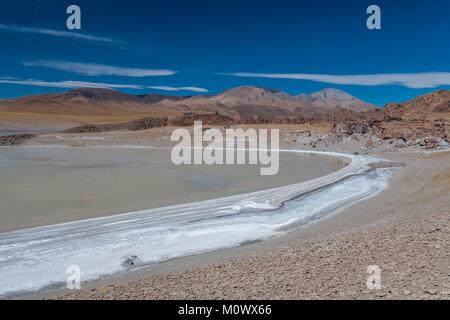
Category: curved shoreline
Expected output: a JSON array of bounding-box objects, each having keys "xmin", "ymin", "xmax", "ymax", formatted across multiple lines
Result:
[
  {"xmin": 0, "ymin": 148, "xmax": 362, "ymax": 236},
  {"xmin": 0, "ymin": 149, "xmax": 395, "ymax": 298}
]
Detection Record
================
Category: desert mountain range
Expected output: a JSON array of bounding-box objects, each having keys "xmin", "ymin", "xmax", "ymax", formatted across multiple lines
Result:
[
  {"xmin": 1, "ymin": 86, "xmax": 449, "ymax": 150},
  {"xmin": 0, "ymin": 86, "xmax": 375, "ymax": 132}
]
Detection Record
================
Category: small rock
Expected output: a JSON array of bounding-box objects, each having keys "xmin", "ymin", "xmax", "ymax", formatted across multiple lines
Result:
[
  {"xmin": 424, "ymin": 289, "xmax": 437, "ymax": 295},
  {"xmin": 121, "ymin": 255, "xmax": 141, "ymax": 267}
]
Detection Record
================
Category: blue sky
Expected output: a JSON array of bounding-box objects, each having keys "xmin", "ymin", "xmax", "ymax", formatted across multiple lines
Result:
[{"xmin": 0, "ymin": 0, "xmax": 449, "ymax": 105}]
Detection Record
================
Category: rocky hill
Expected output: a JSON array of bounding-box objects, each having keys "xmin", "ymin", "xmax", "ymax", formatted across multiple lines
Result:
[
  {"xmin": 298, "ymin": 88, "xmax": 376, "ymax": 113},
  {"xmin": 329, "ymin": 90, "xmax": 450, "ymax": 150}
]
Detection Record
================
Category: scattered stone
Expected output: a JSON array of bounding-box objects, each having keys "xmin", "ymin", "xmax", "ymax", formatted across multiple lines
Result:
[
  {"xmin": 121, "ymin": 255, "xmax": 142, "ymax": 268},
  {"xmin": 423, "ymin": 289, "xmax": 438, "ymax": 295},
  {"xmin": 0, "ymin": 134, "xmax": 36, "ymax": 146},
  {"xmin": 403, "ymin": 290, "xmax": 411, "ymax": 296}
]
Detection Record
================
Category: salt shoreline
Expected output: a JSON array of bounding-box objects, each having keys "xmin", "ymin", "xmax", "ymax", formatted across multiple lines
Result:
[
  {"xmin": 0, "ymin": 146, "xmax": 346, "ymax": 232},
  {"xmin": 52, "ymin": 149, "xmax": 449, "ymax": 300},
  {"xmin": 1, "ymin": 149, "xmax": 395, "ymax": 299}
]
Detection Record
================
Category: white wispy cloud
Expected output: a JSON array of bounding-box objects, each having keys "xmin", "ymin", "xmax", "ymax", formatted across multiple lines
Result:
[
  {"xmin": 221, "ymin": 72, "xmax": 450, "ymax": 89},
  {"xmin": 0, "ymin": 24, "xmax": 116, "ymax": 43},
  {"xmin": 147, "ymin": 86, "xmax": 209, "ymax": 93},
  {"xmin": 0, "ymin": 77, "xmax": 209, "ymax": 93},
  {"xmin": 0, "ymin": 78, "xmax": 143, "ymax": 89},
  {"xmin": 24, "ymin": 60, "xmax": 176, "ymax": 77}
]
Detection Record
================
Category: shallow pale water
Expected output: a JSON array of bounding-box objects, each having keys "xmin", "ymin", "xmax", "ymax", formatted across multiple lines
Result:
[
  {"xmin": 0, "ymin": 165, "xmax": 393, "ymax": 298},
  {"xmin": 0, "ymin": 147, "xmax": 345, "ymax": 232},
  {"xmin": 0, "ymin": 147, "xmax": 394, "ymax": 298}
]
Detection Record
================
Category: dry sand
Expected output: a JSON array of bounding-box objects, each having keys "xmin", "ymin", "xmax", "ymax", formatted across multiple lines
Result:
[{"xmin": 7, "ymin": 125, "xmax": 449, "ymax": 300}]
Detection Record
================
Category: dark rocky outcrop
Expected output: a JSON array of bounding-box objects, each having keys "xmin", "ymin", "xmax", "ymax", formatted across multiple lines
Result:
[
  {"xmin": 126, "ymin": 117, "xmax": 168, "ymax": 131},
  {"xmin": 327, "ymin": 90, "xmax": 450, "ymax": 149},
  {"xmin": 63, "ymin": 124, "xmax": 124, "ymax": 133},
  {"xmin": 64, "ymin": 117, "xmax": 169, "ymax": 133},
  {"xmin": 0, "ymin": 134, "xmax": 36, "ymax": 146}
]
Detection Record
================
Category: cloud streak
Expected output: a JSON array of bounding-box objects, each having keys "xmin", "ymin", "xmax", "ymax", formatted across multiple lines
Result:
[
  {"xmin": 147, "ymin": 86, "xmax": 209, "ymax": 93},
  {"xmin": 0, "ymin": 78, "xmax": 208, "ymax": 93},
  {"xmin": 24, "ymin": 60, "xmax": 176, "ymax": 77},
  {"xmin": 0, "ymin": 78, "xmax": 143, "ymax": 90},
  {"xmin": 0, "ymin": 24, "xmax": 116, "ymax": 43},
  {"xmin": 221, "ymin": 72, "xmax": 450, "ymax": 89}
]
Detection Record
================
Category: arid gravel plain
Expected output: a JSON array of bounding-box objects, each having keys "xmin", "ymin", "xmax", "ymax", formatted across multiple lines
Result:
[{"xmin": 20, "ymin": 126, "xmax": 447, "ymax": 300}]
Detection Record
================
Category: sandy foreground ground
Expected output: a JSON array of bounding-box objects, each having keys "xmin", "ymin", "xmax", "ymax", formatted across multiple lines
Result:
[{"xmin": 15, "ymin": 125, "xmax": 450, "ymax": 300}]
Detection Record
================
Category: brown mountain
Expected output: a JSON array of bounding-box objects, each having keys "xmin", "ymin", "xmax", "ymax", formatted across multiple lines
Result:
[
  {"xmin": 161, "ymin": 86, "xmax": 374, "ymax": 120},
  {"xmin": 330, "ymin": 90, "xmax": 450, "ymax": 149},
  {"xmin": 0, "ymin": 86, "xmax": 375, "ymax": 133},
  {"xmin": 298, "ymin": 88, "xmax": 376, "ymax": 113},
  {"xmin": 0, "ymin": 88, "xmax": 185, "ymax": 132},
  {"xmin": 212, "ymin": 86, "xmax": 300, "ymax": 107},
  {"xmin": 384, "ymin": 89, "xmax": 450, "ymax": 120}
]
